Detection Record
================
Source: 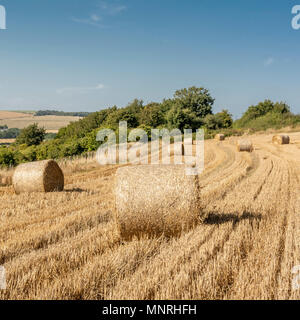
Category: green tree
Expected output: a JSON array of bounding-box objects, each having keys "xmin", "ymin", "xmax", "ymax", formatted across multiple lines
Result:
[
  {"xmin": 105, "ymin": 104, "xmax": 140, "ymax": 129},
  {"xmin": 139, "ymin": 103, "xmax": 165, "ymax": 127},
  {"xmin": 204, "ymin": 110, "xmax": 233, "ymax": 130},
  {"xmin": 79, "ymin": 129, "xmax": 101, "ymax": 152},
  {"xmin": 21, "ymin": 146, "xmax": 37, "ymax": 162},
  {"xmin": 59, "ymin": 140, "xmax": 84, "ymax": 158},
  {"xmin": 236, "ymin": 100, "xmax": 291, "ymax": 128},
  {"xmin": 272, "ymin": 102, "xmax": 290, "ymax": 114},
  {"xmin": 204, "ymin": 114, "xmax": 220, "ymax": 130},
  {"xmin": 57, "ymin": 109, "xmax": 109, "ymax": 139},
  {"xmin": 0, "ymin": 148, "xmax": 17, "ymax": 167},
  {"xmin": 0, "ymin": 128, "xmax": 20, "ymax": 139},
  {"xmin": 160, "ymin": 99, "xmax": 174, "ymax": 114},
  {"xmin": 16, "ymin": 123, "xmax": 46, "ymax": 146},
  {"xmin": 125, "ymin": 99, "xmax": 144, "ymax": 114},
  {"xmin": 215, "ymin": 109, "xmax": 233, "ymax": 128},
  {"xmin": 167, "ymin": 106, "xmax": 200, "ymax": 131},
  {"xmin": 137, "ymin": 124, "xmax": 152, "ymax": 138},
  {"xmin": 174, "ymin": 86, "xmax": 214, "ymax": 118}
]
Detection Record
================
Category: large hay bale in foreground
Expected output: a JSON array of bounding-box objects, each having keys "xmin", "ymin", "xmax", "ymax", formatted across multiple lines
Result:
[
  {"xmin": 215, "ymin": 134, "xmax": 225, "ymax": 141},
  {"xmin": 13, "ymin": 160, "xmax": 64, "ymax": 194},
  {"xmin": 237, "ymin": 140, "xmax": 253, "ymax": 152},
  {"xmin": 115, "ymin": 165, "xmax": 202, "ymax": 240},
  {"xmin": 272, "ymin": 135, "xmax": 290, "ymax": 145}
]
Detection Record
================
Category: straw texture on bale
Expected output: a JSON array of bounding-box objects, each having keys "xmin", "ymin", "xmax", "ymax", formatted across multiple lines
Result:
[
  {"xmin": 115, "ymin": 165, "xmax": 202, "ymax": 240},
  {"xmin": 237, "ymin": 140, "xmax": 253, "ymax": 152},
  {"xmin": 272, "ymin": 135, "xmax": 290, "ymax": 145},
  {"xmin": 13, "ymin": 160, "xmax": 64, "ymax": 194},
  {"xmin": 215, "ymin": 134, "xmax": 225, "ymax": 141}
]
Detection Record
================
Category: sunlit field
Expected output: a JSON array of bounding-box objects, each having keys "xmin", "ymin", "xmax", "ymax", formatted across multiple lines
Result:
[
  {"xmin": 0, "ymin": 132, "xmax": 300, "ymax": 300},
  {"xmin": 0, "ymin": 111, "xmax": 81, "ymax": 132}
]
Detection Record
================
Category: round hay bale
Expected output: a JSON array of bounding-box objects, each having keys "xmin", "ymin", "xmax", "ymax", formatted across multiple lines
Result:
[
  {"xmin": 184, "ymin": 155, "xmax": 197, "ymax": 168},
  {"xmin": 1, "ymin": 176, "xmax": 12, "ymax": 186},
  {"xmin": 13, "ymin": 160, "xmax": 64, "ymax": 194},
  {"xmin": 215, "ymin": 134, "xmax": 225, "ymax": 141},
  {"xmin": 272, "ymin": 135, "xmax": 290, "ymax": 145},
  {"xmin": 115, "ymin": 165, "xmax": 202, "ymax": 240},
  {"xmin": 237, "ymin": 140, "xmax": 253, "ymax": 152}
]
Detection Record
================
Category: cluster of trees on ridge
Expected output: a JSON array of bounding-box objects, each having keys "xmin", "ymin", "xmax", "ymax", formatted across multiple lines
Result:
[
  {"xmin": 0, "ymin": 86, "xmax": 299, "ymax": 167},
  {"xmin": 0, "ymin": 128, "xmax": 20, "ymax": 139},
  {"xmin": 35, "ymin": 110, "xmax": 90, "ymax": 117}
]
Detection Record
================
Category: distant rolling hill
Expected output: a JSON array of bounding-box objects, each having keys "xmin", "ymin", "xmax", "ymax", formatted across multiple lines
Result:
[{"xmin": 0, "ymin": 111, "xmax": 82, "ymax": 133}]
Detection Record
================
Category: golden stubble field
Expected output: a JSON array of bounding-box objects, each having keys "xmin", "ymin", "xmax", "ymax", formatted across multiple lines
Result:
[
  {"xmin": 0, "ymin": 132, "xmax": 300, "ymax": 300},
  {"xmin": 0, "ymin": 111, "xmax": 81, "ymax": 133}
]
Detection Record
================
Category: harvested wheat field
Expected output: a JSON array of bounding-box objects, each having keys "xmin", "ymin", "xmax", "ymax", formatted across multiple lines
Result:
[
  {"xmin": 0, "ymin": 111, "xmax": 81, "ymax": 132},
  {"xmin": 0, "ymin": 111, "xmax": 34, "ymax": 120},
  {"xmin": 0, "ymin": 139, "xmax": 15, "ymax": 145},
  {"xmin": 0, "ymin": 132, "xmax": 300, "ymax": 300}
]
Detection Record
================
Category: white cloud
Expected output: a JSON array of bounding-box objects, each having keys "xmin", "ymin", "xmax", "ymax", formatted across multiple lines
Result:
[
  {"xmin": 71, "ymin": 14, "xmax": 105, "ymax": 28},
  {"xmin": 109, "ymin": 5, "xmax": 127, "ymax": 15},
  {"xmin": 90, "ymin": 14, "xmax": 101, "ymax": 22},
  {"xmin": 57, "ymin": 84, "xmax": 105, "ymax": 95},
  {"xmin": 98, "ymin": 1, "xmax": 127, "ymax": 15},
  {"xmin": 264, "ymin": 57, "xmax": 275, "ymax": 67},
  {"xmin": 72, "ymin": 2, "xmax": 127, "ymax": 28}
]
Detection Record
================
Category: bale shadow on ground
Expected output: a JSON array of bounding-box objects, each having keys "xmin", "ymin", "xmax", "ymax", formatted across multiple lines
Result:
[
  {"xmin": 203, "ymin": 212, "xmax": 262, "ymax": 226},
  {"xmin": 64, "ymin": 188, "xmax": 88, "ymax": 193}
]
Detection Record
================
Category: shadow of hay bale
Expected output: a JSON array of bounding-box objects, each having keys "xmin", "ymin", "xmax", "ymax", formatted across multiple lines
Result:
[
  {"xmin": 204, "ymin": 212, "xmax": 262, "ymax": 226},
  {"xmin": 64, "ymin": 188, "xmax": 87, "ymax": 193}
]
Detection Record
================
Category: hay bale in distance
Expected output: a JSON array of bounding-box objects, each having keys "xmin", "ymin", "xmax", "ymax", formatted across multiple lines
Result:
[
  {"xmin": 184, "ymin": 155, "xmax": 197, "ymax": 168},
  {"xmin": 115, "ymin": 165, "xmax": 202, "ymax": 240},
  {"xmin": 272, "ymin": 135, "xmax": 290, "ymax": 145},
  {"xmin": 237, "ymin": 140, "xmax": 253, "ymax": 152},
  {"xmin": 1, "ymin": 176, "xmax": 12, "ymax": 186},
  {"xmin": 215, "ymin": 134, "xmax": 225, "ymax": 141},
  {"xmin": 13, "ymin": 160, "xmax": 64, "ymax": 194}
]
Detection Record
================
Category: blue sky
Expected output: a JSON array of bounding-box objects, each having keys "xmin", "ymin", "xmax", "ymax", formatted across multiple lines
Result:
[{"xmin": 0, "ymin": 0, "xmax": 299, "ymax": 117}]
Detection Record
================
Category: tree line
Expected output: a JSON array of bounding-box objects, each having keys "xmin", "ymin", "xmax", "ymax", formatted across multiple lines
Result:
[
  {"xmin": 35, "ymin": 110, "xmax": 90, "ymax": 117},
  {"xmin": 0, "ymin": 86, "xmax": 299, "ymax": 167}
]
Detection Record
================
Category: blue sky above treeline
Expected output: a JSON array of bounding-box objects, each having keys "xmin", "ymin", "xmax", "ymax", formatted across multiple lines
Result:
[{"xmin": 0, "ymin": 0, "xmax": 299, "ymax": 117}]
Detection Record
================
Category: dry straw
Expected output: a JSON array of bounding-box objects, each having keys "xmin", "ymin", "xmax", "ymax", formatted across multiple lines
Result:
[
  {"xmin": 272, "ymin": 135, "xmax": 290, "ymax": 145},
  {"xmin": 184, "ymin": 138, "xmax": 194, "ymax": 156},
  {"xmin": 166, "ymin": 142, "xmax": 194, "ymax": 158},
  {"xmin": 215, "ymin": 134, "xmax": 225, "ymax": 141},
  {"xmin": 166, "ymin": 143, "xmax": 184, "ymax": 157},
  {"xmin": 114, "ymin": 164, "xmax": 202, "ymax": 240},
  {"xmin": 13, "ymin": 160, "xmax": 64, "ymax": 194},
  {"xmin": 237, "ymin": 140, "xmax": 253, "ymax": 152},
  {"xmin": 0, "ymin": 175, "xmax": 12, "ymax": 186}
]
